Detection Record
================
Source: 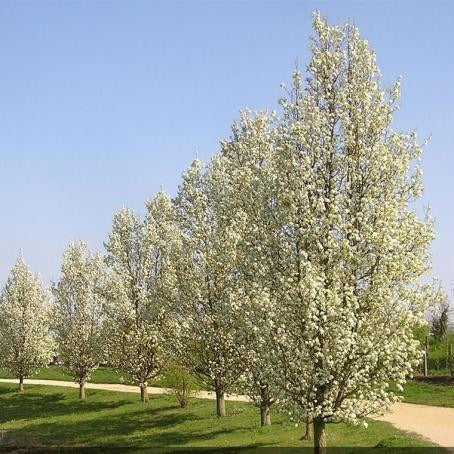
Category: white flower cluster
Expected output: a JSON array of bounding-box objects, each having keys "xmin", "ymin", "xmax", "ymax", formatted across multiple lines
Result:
[
  {"xmin": 0, "ymin": 257, "xmax": 54, "ymax": 386},
  {"xmin": 53, "ymin": 242, "xmax": 106, "ymax": 392},
  {"xmin": 103, "ymin": 192, "xmax": 181, "ymax": 400}
]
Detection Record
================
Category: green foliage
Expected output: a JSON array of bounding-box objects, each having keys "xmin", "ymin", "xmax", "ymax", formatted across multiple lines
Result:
[
  {"xmin": 410, "ymin": 327, "xmax": 454, "ymax": 376},
  {"xmin": 412, "ymin": 323, "xmax": 430, "ymax": 345},
  {"xmin": 0, "ymin": 383, "xmax": 440, "ymax": 450},
  {"xmin": 165, "ymin": 363, "xmax": 199, "ymax": 408},
  {"xmin": 426, "ymin": 333, "xmax": 454, "ymax": 375}
]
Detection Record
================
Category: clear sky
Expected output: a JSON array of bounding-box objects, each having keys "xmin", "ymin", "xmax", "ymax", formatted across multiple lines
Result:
[{"xmin": 0, "ymin": 0, "xmax": 453, "ymax": 298}]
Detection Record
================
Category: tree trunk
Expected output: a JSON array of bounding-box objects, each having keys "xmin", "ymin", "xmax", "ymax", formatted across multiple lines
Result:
[
  {"xmin": 140, "ymin": 384, "xmax": 149, "ymax": 403},
  {"xmin": 424, "ymin": 335, "xmax": 429, "ymax": 377},
  {"xmin": 260, "ymin": 404, "xmax": 271, "ymax": 426},
  {"xmin": 79, "ymin": 382, "xmax": 86, "ymax": 400},
  {"xmin": 448, "ymin": 344, "xmax": 453, "ymax": 377},
  {"xmin": 259, "ymin": 384, "xmax": 271, "ymax": 426},
  {"xmin": 313, "ymin": 417, "xmax": 327, "ymax": 454},
  {"xmin": 215, "ymin": 380, "xmax": 226, "ymax": 417},
  {"xmin": 301, "ymin": 415, "xmax": 313, "ymax": 440},
  {"xmin": 18, "ymin": 375, "xmax": 24, "ymax": 393}
]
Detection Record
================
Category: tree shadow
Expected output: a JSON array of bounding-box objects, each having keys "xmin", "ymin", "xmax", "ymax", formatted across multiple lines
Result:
[
  {"xmin": 5, "ymin": 407, "xmax": 200, "ymax": 448},
  {"xmin": 0, "ymin": 386, "xmax": 11, "ymax": 394},
  {"xmin": 2, "ymin": 402, "xmax": 277, "ymax": 450},
  {"xmin": 0, "ymin": 385, "xmax": 285, "ymax": 450},
  {"xmin": 140, "ymin": 427, "xmax": 238, "ymax": 447},
  {"xmin": 0, "ymin": 386, "xmax": 131, "ymax": 424}
]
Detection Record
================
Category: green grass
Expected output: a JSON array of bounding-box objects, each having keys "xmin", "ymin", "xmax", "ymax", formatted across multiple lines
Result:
[
  {"xmin": 3, "ymin": 365, "xmax": 454, "ymax": 410},
  {"xmin": 402, "ymin": 380, "xmax": 454, "ymax": 407},
  {"xmin": 0, "ymin": 383, "xmax": 442, "ymax": 452},
  {"xmin": 0, "ymin": 365, "xmax": 124, "ymax": 383},
  {"xmin": 0, "ymin": 365, "xmax": 181, "ymax": 387}
]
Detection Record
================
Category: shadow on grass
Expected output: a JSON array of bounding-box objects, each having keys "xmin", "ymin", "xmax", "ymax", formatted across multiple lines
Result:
[
  {"xmin": 0, "ymin": 387, "xmax": 131, "ymax": 425},
  {"xmin": 134, "ymin": 427, "xmax": 239, "ymax": 447},
  {"xmin": 0, "ymin": 388, "xmax": 277, "ymax": 450},
  {"xmin": 4, "ymin": 407, "xmax": 234, "ymax": 448}
]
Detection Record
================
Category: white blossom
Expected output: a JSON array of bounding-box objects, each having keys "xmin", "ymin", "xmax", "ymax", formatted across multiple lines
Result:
[
  {"xmin": 262, "ymin": 12, "xmax": 436, "ymax": 445},
  {"xmin": 0, "ymin": 256, "xmax": 54, "ymax": 392},
  {"xmin": 173, "ymin": 157, "xmax": 247, "ymax": 417},
  {"xmin": 53, "ymin": 242, "xmax": 106, "ymax": 399},
  {"xmin": 104, "ymin": 191, "xmax": 180, "ymax": 402}
]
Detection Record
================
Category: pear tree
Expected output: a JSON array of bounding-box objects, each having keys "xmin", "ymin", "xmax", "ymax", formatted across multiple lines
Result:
[
  {"xmin": 217, "ymin": 111, "xmax": 279, "ymax": 426},
  {"xmin": 266, "ymin": 13, "xmax": 436, "ymax": 453},
  {"xmin": 104, "ymin": 191, "xmax": 179, "ymax": 403},
  {"xmin": 173, "ymin": 158, "xmax": 247, "ymax": 417},
  {"xmin": 0, "ymin": 256, "xmax": 54, "ymax": 392},
  {"xmin": 53, "ymin": 241, "xmax": 106, "ymax": 399}
]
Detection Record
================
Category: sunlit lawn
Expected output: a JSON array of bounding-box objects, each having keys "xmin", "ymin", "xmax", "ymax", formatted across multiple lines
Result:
[
  {"xmin": 0, "ymin": 365, "xmax": 198, "ymax": 388},
  {"xmin": 2, "ymin": 365, "xmax": 454, "ymax": 409},
  {"xmin": 0, "ymin": 383, "xmax": 442, "ymax": 452},
  {"xmin": 400, "ymin": 380, "xmax": 454, "ymax": 407}
]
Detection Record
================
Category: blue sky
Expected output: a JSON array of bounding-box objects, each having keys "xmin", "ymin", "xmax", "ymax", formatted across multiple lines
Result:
[{"xmin": 0, "ymin": 0, "xmax": 453, "ymax": 297}]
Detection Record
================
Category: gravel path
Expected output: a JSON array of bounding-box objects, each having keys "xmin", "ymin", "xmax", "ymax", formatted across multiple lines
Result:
[
  {"xmin": 0, "ymin": 378, "xmax": 250, "ymax": 402},
  {"xmin": 376, "ymin": 401, "xmax": 454, "ymax": 451},
  {"xmin": 1, "ymin": 378, "xmax": 453, "ymax": 449}
]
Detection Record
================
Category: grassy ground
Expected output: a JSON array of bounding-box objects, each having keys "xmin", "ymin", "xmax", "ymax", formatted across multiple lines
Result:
[
  {"xmin": 0, "ymin": 366, "xmax": 180, "ymax": 388},
  {"xmin": 0, "ymin": 365, "xmax": 123, "ymax": 383},
  {"xmin": 2, "ymin": 365, "xmax": 454, "ymax": 409},
  {"xmin": 0, "ymin": 383, "xmax": 441, "ymax": 452},
  {"xmin": 401, "ymin": 380, "xmax": 454, "ymax": 407}
]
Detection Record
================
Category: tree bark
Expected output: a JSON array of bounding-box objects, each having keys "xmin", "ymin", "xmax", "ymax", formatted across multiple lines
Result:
[
  {"xmin": 259, "ymin": 384, "xmax": 271, "ymax": 426},
  {"xmin": 424, "ymin": 335, "xmax": 429, "ymax": 377},
  {"xmin": 301, "ymin": 415, "xmax": 313, "ymax": 440},
  {"xmin": 79, "ymin": 382, "xmax": 86, "ymax": 400},
  {"xmin": 313, "ymin": 417, "xmax": 327, "ymax": 454},
  {"xmin": 79, "ymin": 383, "xmax": 85, "ymax": 400},
  {"xmin": 140, "ymin": 384, "xmax": 149, "ymax": 403},
  {"xmin": 260, "ymin": 404, "xmax": 271, "ymax": 426},
  {"xmin": 448, "ymin": 344, "xmax": 453, "ymax": 377},
  {"xmin": 18, "ymin": 375, "xmax": 24, "ymax": 393},
  {"xmin": 215, "ymin": 380, "xmax": 226, "ymax": 417}
]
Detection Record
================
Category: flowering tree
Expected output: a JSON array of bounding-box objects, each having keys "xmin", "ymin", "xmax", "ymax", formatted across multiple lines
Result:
[
  {"xmin": 53, "ymin": 242, "xmax": 106, "ymax": 399},
  {"xmin": 216, "ymin": 111, "xmax": 279, "ymax": 426},
  {"xmin": 104, "ymin": 191, "xmax": 179, "ymax": 403},
  {"xmin": 173, "ymin": 158, "xmax": 246, "ymax": 417},
  {"xmin": 0, "ymin": 256, "xmax": 54, "ymax": 392},
  {"xmin": 265, "ymin": 13, "xmax": 436, "ymax": 453}
]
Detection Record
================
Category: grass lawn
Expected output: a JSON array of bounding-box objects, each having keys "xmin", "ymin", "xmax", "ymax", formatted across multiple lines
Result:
[
  {"xmin": 0, "ymin": 383, "xmax": 442, "ymax": 452},
  {"xmin": 2, "ymin": 365, "xmax": 454, "ymax": 412},
  {"xmin": 0, "ymin": 365, "xmax": 179, "ymax": 387},
  {"xmin": 0, "ymin": 365, "xmax": 125, "ymax": 384},
  {"xmin": 401, "ymin": 380, "xmax": 454, "ymax": 407},
  {"xmin": 2, "ymin": 365, "xmax": 454, "ymax": 410}
]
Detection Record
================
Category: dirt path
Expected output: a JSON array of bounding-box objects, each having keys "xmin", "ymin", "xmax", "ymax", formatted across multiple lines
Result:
[
  {"xmin": 1, "ymin": 378, "xmax": 454, "ymax": 449},
  {"xmin": 376, "ymin": 401, "xmax": 454, "ymax": 451},
  {"xmin": 0, "ymin": 378, "xmax": 250, "ymax": 402}
]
